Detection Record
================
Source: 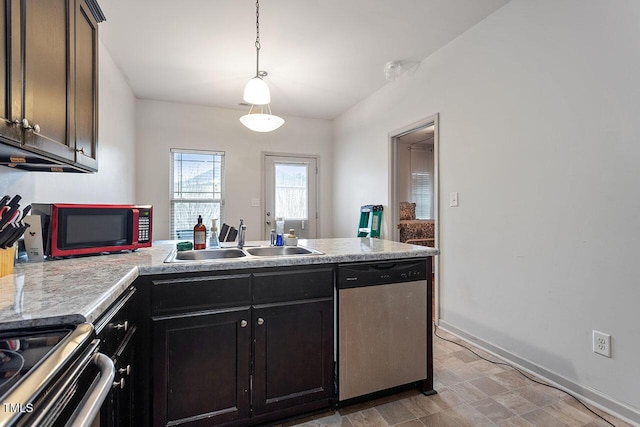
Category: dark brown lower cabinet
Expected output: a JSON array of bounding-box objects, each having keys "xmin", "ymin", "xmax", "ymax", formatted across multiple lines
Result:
[
  {"xmin": 252, "ymin": 300, "xmax": 333, "ymax": 416},
  {"xmin": 152, "ymin": 308, "xmax": 252, "ymax": 427},
  {"xmin": 148, "ymin": 266, "xmax": 334, "ymax": 427}
]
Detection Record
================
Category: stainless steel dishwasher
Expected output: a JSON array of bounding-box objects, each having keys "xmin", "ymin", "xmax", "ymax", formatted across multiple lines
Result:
[{"xmin": 337, "ymin": 258, "xmax": 434, "ymax": 402}]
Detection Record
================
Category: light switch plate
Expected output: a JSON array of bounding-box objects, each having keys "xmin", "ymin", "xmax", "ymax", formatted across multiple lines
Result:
[
  {"xmin": 449, "ymin": 192, "xmax": 459, "ymax": 207},
  {"xmin": 251, "ymin": 198, "xmax": 260, "ymax": 207}
]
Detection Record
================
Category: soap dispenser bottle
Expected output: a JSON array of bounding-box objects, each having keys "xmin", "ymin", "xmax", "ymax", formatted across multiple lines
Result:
[
  {"xmin": 194, "ymin": 215, "xmax": 206, "ymax": 250},
  {"xmin": 275, "ymin": 217, "xmax": 285, "ymax": 246},
  {"xmin": 209, "ymin": 218, "xmax": 220, "ymax": 248}
]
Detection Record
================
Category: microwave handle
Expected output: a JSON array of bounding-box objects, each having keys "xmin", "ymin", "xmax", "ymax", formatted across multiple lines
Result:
[
  {"xmin": 132, "ymin": 209, "xmax": 139, "ymax": 245},
  {"xmin": 68, "ymin": 353, "xmax": 115, "ymax": 427}
]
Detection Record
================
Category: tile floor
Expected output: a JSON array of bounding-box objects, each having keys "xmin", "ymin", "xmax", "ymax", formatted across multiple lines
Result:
[{"xmin": 280, "ymin": 329, "xmax": 631, "ymax": 427}]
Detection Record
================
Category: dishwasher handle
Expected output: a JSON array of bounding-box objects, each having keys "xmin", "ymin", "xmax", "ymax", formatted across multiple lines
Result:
[{"xmin": 68, "ymin": 353, "xmax": 115, "ymax": 427}]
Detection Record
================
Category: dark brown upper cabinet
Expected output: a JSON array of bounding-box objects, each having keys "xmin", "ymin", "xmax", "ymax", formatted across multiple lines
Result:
[{"xmin": 0, "ymin": 0, "xmax": 104, "ymax": 172}]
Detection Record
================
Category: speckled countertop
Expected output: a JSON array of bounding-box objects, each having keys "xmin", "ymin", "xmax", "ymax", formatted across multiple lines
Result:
[{"xmin": 0, "ymin": 238, "xmax": 438, "ymax": 331}]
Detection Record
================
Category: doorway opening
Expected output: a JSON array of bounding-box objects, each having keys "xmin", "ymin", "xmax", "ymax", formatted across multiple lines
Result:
[
  {"xmin": 262, "ymin": 153, "xmax": 319, "ymax": 240},
  {"xmin": 389, "ymin": 114, "xmax": 439, "ymax": 323}
]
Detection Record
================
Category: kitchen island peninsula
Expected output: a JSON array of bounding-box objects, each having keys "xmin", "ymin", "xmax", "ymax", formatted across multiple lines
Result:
[{"xmin": 0, "ymin": 238, "xmax": 438, "ymax": 427}]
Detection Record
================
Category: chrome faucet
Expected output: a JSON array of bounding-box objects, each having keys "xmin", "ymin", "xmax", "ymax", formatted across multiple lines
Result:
[{"xmin": 237, "ymin": 219, "xmax": 246, "ymax": 248}]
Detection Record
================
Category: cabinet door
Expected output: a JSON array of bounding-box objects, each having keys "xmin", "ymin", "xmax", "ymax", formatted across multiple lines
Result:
[
  {"xmin": 0, "ymin": 0, "xmax": 21, "ymax": 144},
  {"xmin": 152, "ymin": 309, "xmax": 251, "ymax": 427},
  {"xmin": 253, "ymin": 299, "xmax": 333, "ymax": 416},
  {"xmin": 74, "ymin": 0, "xmax": 98, "ymax": 170},
  {"xmin": 21, "ymin": 0, "xmax": 75, "ymax": 162},
  {"xmin": 113, "ymin": 330, "xmax": 136, "ymax": 427}
]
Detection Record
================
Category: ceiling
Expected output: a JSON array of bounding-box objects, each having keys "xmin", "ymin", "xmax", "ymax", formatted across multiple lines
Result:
[{"xmin": 99, "ymin": 0, "xmax": 510, "ymax": 120}]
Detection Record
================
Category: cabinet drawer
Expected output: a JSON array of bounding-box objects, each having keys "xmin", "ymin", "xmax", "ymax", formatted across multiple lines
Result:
[
  {"xmin": 151, "ymin": 274, "xmax": 251, "ymax": 315},
  {"xmin": 252, "ymin": 267, "xmax": 334, "ymax": 304},
  {"xmin": 96, "ymin": 286, "xmax": 136, "ymax": 357}
]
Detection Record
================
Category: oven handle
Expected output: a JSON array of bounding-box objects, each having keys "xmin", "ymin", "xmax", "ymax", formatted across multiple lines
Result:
[{"xmin": 68, "ymin": 353, "xmax": 115, "ymax": 427}]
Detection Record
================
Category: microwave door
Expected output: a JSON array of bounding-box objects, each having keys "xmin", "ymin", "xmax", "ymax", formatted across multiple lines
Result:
[{"xmin": 54, "ymin": 207, "xmax": 133, "ymax": 255}]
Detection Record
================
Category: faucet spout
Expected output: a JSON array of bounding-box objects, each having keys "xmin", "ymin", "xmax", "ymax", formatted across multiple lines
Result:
[{"xmin": 237, "ymin": 219, "xmax": 246, "ymax": 248}]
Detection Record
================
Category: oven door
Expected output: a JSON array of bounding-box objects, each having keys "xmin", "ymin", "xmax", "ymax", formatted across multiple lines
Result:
[{"xmin": 18, "ymin": 339, "xmax": 114, "ymax": 427}]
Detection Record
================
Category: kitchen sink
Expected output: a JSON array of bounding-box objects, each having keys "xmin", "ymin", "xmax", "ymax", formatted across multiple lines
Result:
[
  {"xmin": 166, "ymin": 248, "xmax": 247, "ymax": 262},
  {"xmin": 245, "ymin": 246, "xmax": 323, "ymax": 256},
  {"xmin": 164, "ymin": 245, "xmax": 323, "ymax": 263}
]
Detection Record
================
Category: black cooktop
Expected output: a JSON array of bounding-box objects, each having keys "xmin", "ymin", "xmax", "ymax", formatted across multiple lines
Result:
[{"xmin": 0, "ymin": 328, "xmax": 73, "ymax": 397}]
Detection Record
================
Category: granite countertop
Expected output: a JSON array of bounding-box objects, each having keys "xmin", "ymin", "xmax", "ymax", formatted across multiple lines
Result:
[{"xmin": 0, "ymin": 238, "xmax": 438, "ymax": 331}]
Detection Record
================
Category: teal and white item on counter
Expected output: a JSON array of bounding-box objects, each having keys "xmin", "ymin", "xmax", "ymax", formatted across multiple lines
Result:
[{"xmin": 176, "ymin": 241, "xmax": 193, "ymax": 251}]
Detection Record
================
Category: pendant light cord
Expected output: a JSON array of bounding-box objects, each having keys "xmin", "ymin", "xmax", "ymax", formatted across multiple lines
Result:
[{"xmin": 255, "ymin": 0, "xmax": 261, "ymax": 77}]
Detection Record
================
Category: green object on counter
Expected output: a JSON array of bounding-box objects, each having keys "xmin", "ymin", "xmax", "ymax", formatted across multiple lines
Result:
[{"xmin": 176, "ymin": 241, "xmax": 193, "ymax": 251}]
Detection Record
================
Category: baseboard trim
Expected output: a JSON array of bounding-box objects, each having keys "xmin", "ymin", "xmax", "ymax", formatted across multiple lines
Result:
[{"xmin": 438, "ymin": 320, "xmax": 640, "ymax": 426}]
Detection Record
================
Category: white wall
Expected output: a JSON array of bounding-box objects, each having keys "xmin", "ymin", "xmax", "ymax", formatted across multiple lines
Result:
[
  {"xmin": 135, "ymin": 99, "xmax": 333, "ymax": 241},
  {"xmin": 0, "ymin": 40, "xmax": 137, "ymax": 204},
  {"xmin": 333, "ymin": 0, "xmax": 640, "ymax": 421}
]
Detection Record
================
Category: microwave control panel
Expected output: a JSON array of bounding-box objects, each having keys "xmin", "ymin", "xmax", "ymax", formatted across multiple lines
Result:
[{"xmin": 138, "ymin": 209, "xmax": 152, "ymax": 243}]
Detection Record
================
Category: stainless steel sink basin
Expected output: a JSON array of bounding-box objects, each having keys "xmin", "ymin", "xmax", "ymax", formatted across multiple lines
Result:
[
  {"xmin": 166, "ymin": 248, "xmax": 247, "ymax": 262},
  {"xmin": 164, "ymin": 245, "xmax": 323, "ymax": 263},
  {"xmin": 245, "ymin": 246, "xmax": 323, "ymax": 257}
]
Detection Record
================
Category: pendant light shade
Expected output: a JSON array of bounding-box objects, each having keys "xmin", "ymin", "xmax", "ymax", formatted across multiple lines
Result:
[
  {"xmin": 240, "ymin": 0, "xmax": 284, "ymax": 132},
  {"xmin": 240, "ymin": 105, "xmax": 284, "ymax": 132},
  {"xmin": 243, "ymin": 77, "xmax": 271, "ymax": 105}
]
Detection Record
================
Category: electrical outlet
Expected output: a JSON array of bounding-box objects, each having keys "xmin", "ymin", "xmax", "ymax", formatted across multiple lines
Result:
[{"xmin": 592, "ymin": 330, "xmax": 611, "ymax": 358}]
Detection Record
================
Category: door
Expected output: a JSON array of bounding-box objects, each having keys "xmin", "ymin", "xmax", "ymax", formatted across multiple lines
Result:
[
  {"xmin": 152, "ymin": 309, "xmax": 251, "ymax": 427},
  {"xmin": 252, "ymin": 299, "xmax": 333, "ymax": 416},
  {"xmin": 0, "ymin": 0, "xmax": 22, "ymax": 145},
  {"xmin": 22, "ymin": 0, "xmax": 75, "ymax": 162},
  {"xmin": 263, "ymin": 155, "xmax": 318, "ymax": 239},
  {"xmin": 74, "ymin": 0, "xmax": 99, "ymax": 170}
]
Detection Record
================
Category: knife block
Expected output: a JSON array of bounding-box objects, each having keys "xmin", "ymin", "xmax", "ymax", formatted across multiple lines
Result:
[{"xmin": 0, "ymin": 246, "xmax": 15, "ymax": 277}]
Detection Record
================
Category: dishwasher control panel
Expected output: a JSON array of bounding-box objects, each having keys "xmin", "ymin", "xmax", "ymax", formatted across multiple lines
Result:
[{"xmin": 337, "ymin": 259, "xmax": 428, "ymax": 289}]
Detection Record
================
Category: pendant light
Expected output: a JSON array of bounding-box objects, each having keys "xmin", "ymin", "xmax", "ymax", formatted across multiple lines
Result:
[{"xmin": 240, "ymin": 0, "xmax": 284, "ymax": 132}]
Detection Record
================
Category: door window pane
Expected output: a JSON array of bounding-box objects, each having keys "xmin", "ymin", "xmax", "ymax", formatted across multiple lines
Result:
[{"xmin": 274, "ymin": 163, "xmax": 308, "ymax": 220}]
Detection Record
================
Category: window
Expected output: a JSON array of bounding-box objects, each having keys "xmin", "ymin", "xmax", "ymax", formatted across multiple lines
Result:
[
  {"xmin": 409, "ymin": 145, "xmax": 434, "ymax": 219},
  {"xmin": 274, "ymin": 163, "xmax": 308, "ymax": 220},
  {"xmin": 170, "ymin": 149, "xmax": 224, "ymax": 239},
  {"xmin": 411, "ymin": 172, "xmax": 432, "ymax": 219}
]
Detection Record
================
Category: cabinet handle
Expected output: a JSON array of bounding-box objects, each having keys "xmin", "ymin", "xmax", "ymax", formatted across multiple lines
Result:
[
  {"xmin": 257, "ymin": 318, "xmax": 264, "ymax": 326},
  {"xmin": 75, "ymin": 147, "xmax": 86, "ymax": 155},
  {"xmin": 21, "ymin": 118, "xmax": 40, "ymax": 133},
  {"xmin": 112, "ymin": 378, "xmax": 125, "ymax": 389},
  {"xmin": 112, "ymin": 321, "xmax": 129, "ymax": 332},
  {"xmin": 118, "ymin": 365, "xmax": 132, "ymax": 376},
  {"xmin": 240, "ymin": 320, "xmax": 248, "ymax": 328}
]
